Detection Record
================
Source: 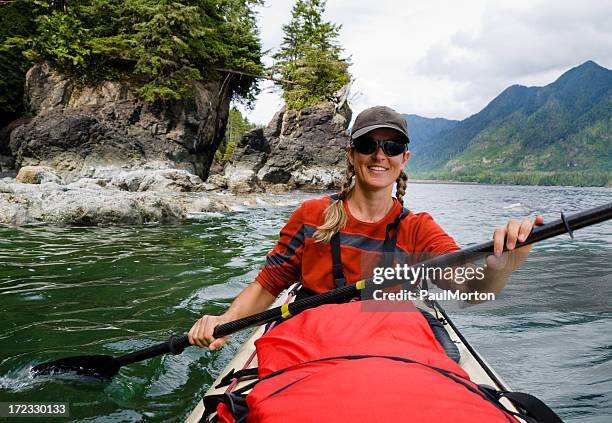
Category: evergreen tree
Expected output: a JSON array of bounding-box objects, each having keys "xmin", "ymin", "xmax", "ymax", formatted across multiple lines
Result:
[
  {"xmin": 216, "ymin": 107, "xmax": 256, "ymax": 163},
  {"xmin": 0, "ymin": 0, "xmax": 37, "ymax": 126},
  {"xmin": 4, "ymin": 0, "xmax": 264, "ymax": 104},
  {"xmin": 273, "ymin": 0, "xmax": 350, "ymax": 110}
]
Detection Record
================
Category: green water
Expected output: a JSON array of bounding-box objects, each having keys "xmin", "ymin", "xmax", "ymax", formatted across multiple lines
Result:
[{"xmin": 0, "ymin": 185, "xmax": 611, "ymax": 422}]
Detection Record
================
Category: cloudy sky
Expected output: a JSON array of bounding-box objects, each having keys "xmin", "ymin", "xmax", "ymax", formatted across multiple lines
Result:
[{"xmin": 237, "ymin": 0, "xmax": 612, "ymax": 125}]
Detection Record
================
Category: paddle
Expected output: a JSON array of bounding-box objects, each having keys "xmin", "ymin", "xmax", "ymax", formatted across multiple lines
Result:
[{"xmin": 31, "ymin": 202, "xmax": 612, "ymax": 379}]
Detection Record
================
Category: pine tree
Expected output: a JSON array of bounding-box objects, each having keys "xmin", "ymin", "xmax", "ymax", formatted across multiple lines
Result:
[
  {"xmin": 216, "ymin": 107, "xmax": 256, "ymax": 163},
  {"xmin": 273, "ymin": 0, "xmax": 350, "ymax": 110},
  {"xmin": 3, "ymin": 0, "xmax": 264, "ymax": 104},
  {"xmin": 0, "ymin": 0, "xmax": 38, "ymax": 126}
]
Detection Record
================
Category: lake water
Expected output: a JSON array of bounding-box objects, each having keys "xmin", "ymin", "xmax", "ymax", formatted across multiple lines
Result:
[{"xmin": 0, "ymin": 183, "xmax": 610, "ymax": 422}]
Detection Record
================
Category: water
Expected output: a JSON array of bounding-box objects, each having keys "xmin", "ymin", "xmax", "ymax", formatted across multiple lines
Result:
[{"xmin": 0, "ymin": 184, "xmax": 610, "ymax": 422}]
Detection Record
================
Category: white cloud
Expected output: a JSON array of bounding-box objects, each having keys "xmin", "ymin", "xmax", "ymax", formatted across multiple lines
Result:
[{"xmin": 238, "ymin": 0, "xmax": 612, "ymax": 125}]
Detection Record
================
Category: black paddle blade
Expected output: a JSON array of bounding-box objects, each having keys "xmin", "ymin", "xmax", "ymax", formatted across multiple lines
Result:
[{"xmin": 31, "ymin": 355, "xmax": 120, "ymax": 379}]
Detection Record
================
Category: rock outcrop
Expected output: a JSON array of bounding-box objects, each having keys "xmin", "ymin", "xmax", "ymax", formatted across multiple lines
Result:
[
  {"xmin": 0, "ymin": 175, "xmax": 316, "ymax": 226},
  {"xmin": 224, "ymin": 97, "xmax": 352, "ymax": 193},
  {"xmin": 8, "ymin": 63, "xmax": 230, "ymax": 181}
]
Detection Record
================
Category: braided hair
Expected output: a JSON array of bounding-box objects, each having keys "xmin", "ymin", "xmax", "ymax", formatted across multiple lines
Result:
[
  {"xmin": 395, "ymin": 170, "xmax": 408, "ymax": 205},
  {"xmin": 313, "ymin": 156, "xmax": 355, "ymax": 243}
]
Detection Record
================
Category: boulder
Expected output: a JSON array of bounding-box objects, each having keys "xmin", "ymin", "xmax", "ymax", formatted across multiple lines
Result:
[
  {"xmin": 0, "ymin": 180, "xmax": 14, "ymax": 193},
  {"xmin": 0, "ymin": 116, "xmax": 31, "ymax": 177},
  {"xmin": 0, "ymin": 181, "xmax": 187, "ymax": 225},
  {"xmin": 204, "ymin": 174, "xmax": 228, "ymax": 190},
  {"xmin": 36, "ymin": 190, "xmax": 185, "ymax": 225},
  {"xmin": 224, "ymin": 128, "xmax": 268, "ymax": 193},
  {"xmin": 109, "ymin": 169, "xmax": 204, "ymax": 192},
  {"xmin": 0, "ymin": 194, "xmax": 29, "ymax": 225},
  {"xmin": 15, "ymin": 166, "xmax": 63, "ymax": 185},
  {"xmin": 225, "ymin": 94, "xmax": 351, "ymax": 193}
]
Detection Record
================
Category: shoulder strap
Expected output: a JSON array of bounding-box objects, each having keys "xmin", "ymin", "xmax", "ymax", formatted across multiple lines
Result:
[
  {"xmin": 330, "ymin": 232, "xmax": 346, "ymax": 289},
  {"xmin": 330, "ymin": 200, "xmax": 410, "ymax": 289},
  {"xmin": 380, "ymin": 207, "xmax": 410, "ymax": 268},
  {"xmin": 328, "ymin": 193, "xmax": 347, "ymax": 289}
]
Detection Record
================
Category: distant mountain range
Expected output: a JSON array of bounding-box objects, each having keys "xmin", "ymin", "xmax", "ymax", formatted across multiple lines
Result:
[{"xmin": 404, "ymin": 60, "xmax": 612, "ymax": 186}]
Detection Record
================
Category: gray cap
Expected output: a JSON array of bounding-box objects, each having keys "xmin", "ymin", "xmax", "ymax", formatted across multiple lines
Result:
[{"xmin": 350, "ymin": 106, "xmax": 410, "ymax": 143}]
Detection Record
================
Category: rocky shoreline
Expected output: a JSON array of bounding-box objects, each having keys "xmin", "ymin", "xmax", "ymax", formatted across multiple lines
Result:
[
  {"xmin": 0, "ymin": 63, "xmax": 354, "ymax": 225},
  {"xmin": 0, "ymin": 166, "xmax": 325, "ymax": 226}
]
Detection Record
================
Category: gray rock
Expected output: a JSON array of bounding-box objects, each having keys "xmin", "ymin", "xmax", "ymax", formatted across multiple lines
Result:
[
  {"xmin": 189, "ymin": 196, "xmax": 212, "ymax": 212},
  {"xmin": 35, "ymin": 190, "xmax": 185, "ymax": 225},
  {"xmin": 0, "ymin": 176, "xmax": 325, "ymax": 226},
  {"xmin": 9, "ymin": 63, "xmax": 231, "ymax": 181},
  {"xmin": 15, "ymin": 166, "xmax": 63, "ymax": 184},
  {"xmin": 0, "ymin": 180, "xmax": 14, "ymax": 193},
  {"xmin": 109, "ymin": 169, "xmax": 203, "ymax": 192},
  {"xmin": 0, "ymin": 194, "xmax": 29, "ymax": 225},
  {"xmin": 224, "ymin": 127, "xmax": 268, "ymax": 193},
  {"xmin": 66, "ymin": 178, "xmax": 107, "ymax": 190},
  {"xmin": 0, "ymin": 181, "xmax": 188, "ymax": 225},
  {"xmin": 204, "ymin": 174, "xmax": 227, "ymax": 190},
  {"xmin": 138, "ymin": 169, "xmax": 203, "ymax": 192},
  {"xmin": 225, "ymin": 94, "xmax": 351, "ymax": 192},
  {"xmin": 109, "ymin": 170, "xmax": 147, "ymax": 192},
  {"xmin": 291, "ymin": 166, "xmax": 344, "ymax": 189},
  {"xmin": 226, "ymin": 165, "xmax": 261, "ymax": 193}
]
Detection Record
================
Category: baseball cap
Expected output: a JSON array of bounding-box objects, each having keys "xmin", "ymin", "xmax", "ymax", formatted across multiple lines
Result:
[{"xmin": 350, "ymin": 106, "xmax": 410, "ymax": 143}]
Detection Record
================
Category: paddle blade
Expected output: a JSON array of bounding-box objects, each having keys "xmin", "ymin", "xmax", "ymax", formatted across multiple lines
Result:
[{"xmin": 31, "ymin": 355, "xmax": 120, "ymax": 379}]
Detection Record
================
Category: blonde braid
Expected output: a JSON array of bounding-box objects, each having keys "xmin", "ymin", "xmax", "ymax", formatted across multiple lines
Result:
[
  {"xmin": 395, "ymin": 170, "xmax": 408, "ymax": 205},
  {"xmin": 313, "ymin": 157, "xmax": 355, "ymax": 243}
]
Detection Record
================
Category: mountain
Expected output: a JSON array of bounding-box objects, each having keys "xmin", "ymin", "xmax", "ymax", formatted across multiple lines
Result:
[
  {"xmin": 403, "ymin": 114, "xmax": 459, "ymax": 146},
  {"xmin": 406, "ymin": 61, "xmax": 612, "ymax": 186}
]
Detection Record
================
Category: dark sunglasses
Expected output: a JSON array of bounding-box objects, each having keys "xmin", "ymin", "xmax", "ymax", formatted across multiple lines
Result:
[{"xmin": 351, "ymin": 136, "xmax": 407, "ymax": 157}]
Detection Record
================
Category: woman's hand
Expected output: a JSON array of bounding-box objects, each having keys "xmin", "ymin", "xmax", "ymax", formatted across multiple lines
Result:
[
  {"xmin": 487, "ymin": 215, "xmax": 544, "ymax": 270},
  {"xmin": 187, "ymin": 281, "xmax": 277, "ymax": 351},
  {"xmin": 188, "ymin": 314, "xmax": 230, "ymax": 350}
]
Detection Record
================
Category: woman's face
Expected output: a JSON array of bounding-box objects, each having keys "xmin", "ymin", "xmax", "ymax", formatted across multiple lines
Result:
[{"xmin": 348, "ymin": 128, "xmax": 410, "ymax": 193}]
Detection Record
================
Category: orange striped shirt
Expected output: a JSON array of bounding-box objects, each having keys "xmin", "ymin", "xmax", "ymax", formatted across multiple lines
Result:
[{"xmin": 255, "ymin": 195, "xmax": 460, "ymax": 297}]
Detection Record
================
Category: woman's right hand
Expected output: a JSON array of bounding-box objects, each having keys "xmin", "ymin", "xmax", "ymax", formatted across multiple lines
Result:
[
  {"xmin": 188, "ymin": 314, "xmax": 230, "ymax": 350},
  {"xmin": 187, "ymin": 281, "xmax": 277, "ymax": 350}
]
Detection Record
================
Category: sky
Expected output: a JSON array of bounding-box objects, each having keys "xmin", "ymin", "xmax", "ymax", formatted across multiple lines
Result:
[{"xmin": 236, "ymin": 0, "xmax": 612, "ymax": 126}]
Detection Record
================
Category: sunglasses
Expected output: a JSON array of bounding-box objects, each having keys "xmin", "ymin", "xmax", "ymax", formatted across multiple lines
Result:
[{"xmin": 351, "ymin": 136, "xmax": 407, "ymax": 157}]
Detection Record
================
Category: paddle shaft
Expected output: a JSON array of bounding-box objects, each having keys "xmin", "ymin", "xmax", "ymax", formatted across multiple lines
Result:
[
  {"xmin": 116, "ymin": 334, "xmax": 191, "ymax": 367},
  {"xmin": 213, "ymin": 202, "xmax": 612, "ymax": 338}
]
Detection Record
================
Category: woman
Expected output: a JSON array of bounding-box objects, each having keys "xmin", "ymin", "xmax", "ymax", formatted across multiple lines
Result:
[{"xmin": 189, "ymin": 106, "xmax": 543, "ymax": 349}]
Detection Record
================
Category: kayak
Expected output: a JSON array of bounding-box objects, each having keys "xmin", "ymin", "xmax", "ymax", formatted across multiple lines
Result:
[{"xmin": 184, "ymin": 284, "xmax": 519, "ymax": 422}]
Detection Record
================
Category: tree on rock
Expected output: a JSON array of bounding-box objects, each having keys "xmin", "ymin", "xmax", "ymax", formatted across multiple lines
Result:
[
  {"xmin": 273, "ymin": 0, "xmax": 351, "ymax": 110},
  {"xmin": 5, "ymin": 0, "xmax": 264, "ymax": 104}
]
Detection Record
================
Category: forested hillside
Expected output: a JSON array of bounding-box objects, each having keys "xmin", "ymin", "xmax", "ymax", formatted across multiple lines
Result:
[{"xmin": 407, "ymin": 61, "xmax": 612, "ymax": 186}]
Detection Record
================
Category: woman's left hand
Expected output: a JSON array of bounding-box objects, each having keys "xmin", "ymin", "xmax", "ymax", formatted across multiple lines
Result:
[
  {"xmin": 493, "ymin": 215, "xmax": 544, "ymax": 255},
  {"xmin": 487, "ymin": 215, "xmax": 544, "ymax": 270}
]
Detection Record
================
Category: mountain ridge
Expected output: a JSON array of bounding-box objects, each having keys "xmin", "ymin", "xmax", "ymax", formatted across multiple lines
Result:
[{"xmin": 404, "ymin": 60, "xmax": 612, "ymax": 186}]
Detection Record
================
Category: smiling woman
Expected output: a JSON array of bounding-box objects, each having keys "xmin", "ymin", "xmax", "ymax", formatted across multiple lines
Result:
[{"xmin": 188, "ymin": 106, "xmax": 543, "ymax": 350}]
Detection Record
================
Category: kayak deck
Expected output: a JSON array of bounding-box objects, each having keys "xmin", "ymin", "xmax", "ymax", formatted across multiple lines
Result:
[{"xmin": 185, "ymin": 291, "xmax": 516, "ymax": 423}]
